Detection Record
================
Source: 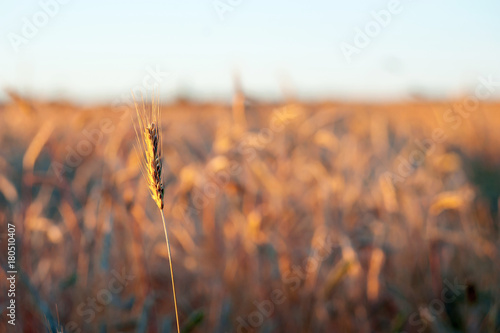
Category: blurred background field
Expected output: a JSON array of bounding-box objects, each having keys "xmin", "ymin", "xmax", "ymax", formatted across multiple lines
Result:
[{"xmin": 0, "ymin": 93, "xmax": 499, "ymax": 332}]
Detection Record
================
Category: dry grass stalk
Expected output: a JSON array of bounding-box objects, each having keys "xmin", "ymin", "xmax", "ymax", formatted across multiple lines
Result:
[{"xmin": 132, "ymin": 93, "xmax": 180, "ymax": 333}]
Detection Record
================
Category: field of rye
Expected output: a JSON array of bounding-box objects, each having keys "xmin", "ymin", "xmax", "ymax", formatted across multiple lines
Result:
[{"xmin": 0, "ymin": 93, "xmax": 499, "ymax": 332}]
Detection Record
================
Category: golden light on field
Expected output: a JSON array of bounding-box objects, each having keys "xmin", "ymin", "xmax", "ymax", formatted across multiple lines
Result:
[{"xmin": 1, "ymin": 93, "xmax": 499, "ymax": 332}]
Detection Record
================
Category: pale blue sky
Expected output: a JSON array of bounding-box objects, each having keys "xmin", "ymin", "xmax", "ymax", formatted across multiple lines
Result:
[{"xmin": 1, "ymin": 0, "xmax": 500, "ymax": 103}]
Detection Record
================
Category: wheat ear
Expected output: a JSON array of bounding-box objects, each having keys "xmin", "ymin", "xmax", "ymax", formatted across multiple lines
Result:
[{"xmin": 132, "ymin": 93, "xmax": 180, "ymax": 333}]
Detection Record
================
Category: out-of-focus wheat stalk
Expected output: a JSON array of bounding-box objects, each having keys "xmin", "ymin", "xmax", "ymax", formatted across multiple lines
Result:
[{"xmin": 132, "ymin": 93, "xmax": 180, "ymax": 333}]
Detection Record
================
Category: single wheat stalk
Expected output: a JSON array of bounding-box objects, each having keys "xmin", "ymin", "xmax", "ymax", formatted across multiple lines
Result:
[{"xmin": 132, "ymin": 93, "xmax": 180, "ymax": 333}]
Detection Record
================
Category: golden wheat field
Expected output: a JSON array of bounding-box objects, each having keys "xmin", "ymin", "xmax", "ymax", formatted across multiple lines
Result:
[{"xmin": 1, "ymin": 93, "xmax": 500, "ymax": 333}]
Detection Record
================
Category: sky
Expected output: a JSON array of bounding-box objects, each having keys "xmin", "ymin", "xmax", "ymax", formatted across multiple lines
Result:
[{"xmin": 1, "ymin": 0, "xmax": 500, "ymax": 103}]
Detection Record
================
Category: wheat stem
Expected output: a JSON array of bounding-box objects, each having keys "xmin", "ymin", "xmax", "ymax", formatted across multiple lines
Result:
[{"xmin": 160, "ymin": 209, "xmax": 180, "ymax": 333}]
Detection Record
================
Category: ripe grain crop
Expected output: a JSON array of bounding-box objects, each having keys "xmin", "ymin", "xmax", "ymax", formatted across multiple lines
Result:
[
  {"xmin": 132, "ymin": 93, "xmax": 180, "ymax": 333},
  {"xmin": 1, "ymin": 93, "xmax": 499, "ymax": 332}
]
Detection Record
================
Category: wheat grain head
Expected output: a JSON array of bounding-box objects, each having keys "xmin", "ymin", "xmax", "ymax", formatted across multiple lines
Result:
[
  {"xmin": 132, "ymin": 93, "xmax": 164, "ymax": 210},
  {"xmin": 131, "ymin": 93, "xmax": 180, "ymax": 333}
]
